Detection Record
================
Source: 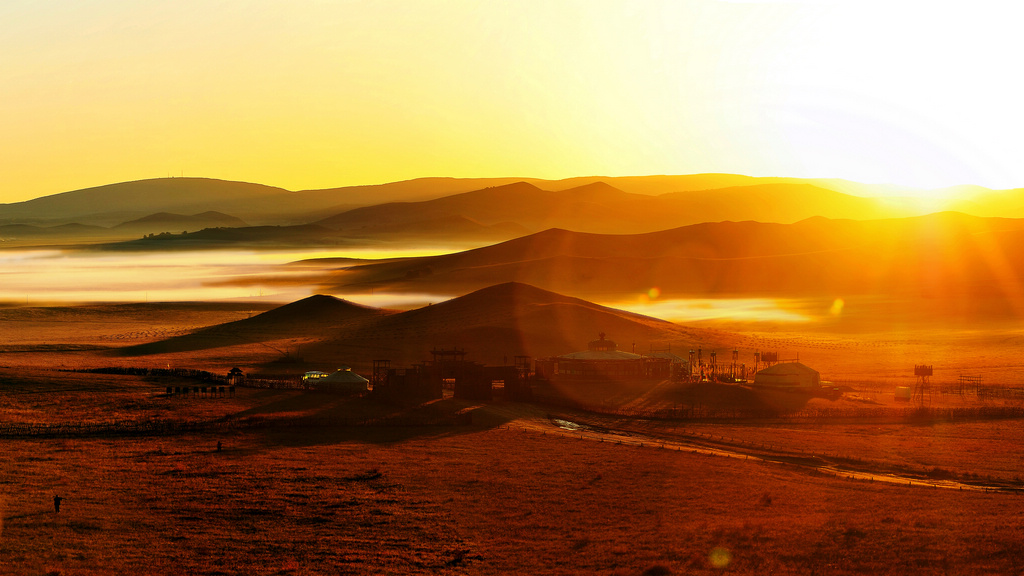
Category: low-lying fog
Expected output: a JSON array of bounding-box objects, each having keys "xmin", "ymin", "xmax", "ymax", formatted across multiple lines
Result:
[
  {"xmin": 2, "ymin": 247, "xmax": 836, "ymax": 325},
  {"xmin": 0, "ymin": 248, "xmax": 449, "ymax": 307}
]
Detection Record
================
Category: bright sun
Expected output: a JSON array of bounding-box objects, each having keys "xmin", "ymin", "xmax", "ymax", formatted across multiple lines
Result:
[
  {"xmin": 745, "ymin": 1, "xmax": 1023, "ymax": 192},
  {"xmin": 0, "ymin": 1, "xmax": 1022, "ymax": 200}
]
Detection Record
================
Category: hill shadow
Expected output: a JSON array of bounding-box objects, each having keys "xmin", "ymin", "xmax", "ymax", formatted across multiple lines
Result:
[
  {"xmin": 4, "ymin": 510, "xmax": 50, "ymax": 521},
  {"xmin": 224, "ymin": 391, "xmax": 515, "ymax": 447}
]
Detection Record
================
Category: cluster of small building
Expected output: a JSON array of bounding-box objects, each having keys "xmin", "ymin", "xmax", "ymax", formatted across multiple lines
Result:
[
  {"xmin": 535, "ymin": 333, "xmax": 822, "ymax": 391},
  {"xmin": 273, "ymin": 333, "xmax": 823, "ymax": 398}
]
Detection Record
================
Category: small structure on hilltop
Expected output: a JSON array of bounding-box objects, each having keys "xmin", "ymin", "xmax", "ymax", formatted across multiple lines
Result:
[
  {"xmin": 752, "ymin": 362, "xmax": 820, "ymax": 391},
  {"xmin": 535, "ymin": 334, "xmax": 670, "ymax": 381},
  {"xmin": 227, "ymin": 367, "xmax": 246, "ymax": 386},
  {"xmin": 309, "ymin": 366, "xmax": 369, "ymax": 393}
]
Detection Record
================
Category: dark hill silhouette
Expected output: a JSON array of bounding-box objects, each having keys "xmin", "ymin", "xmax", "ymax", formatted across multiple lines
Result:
[
  {"xmin": 241, "ymin": 294, "xmax": 383, "ymax": 328},
  {"xmin": 116, "ymin": 283, "xmax": 731, "ymax": 369},
  {"xmin": 0, "ymin": 222, "xmax": 110, "ymax": 239},
  {"xmin": 316, "ymin": 213, "xmax": 529, "ymax": 240},
  {"xmin": 301, "ymin": 282, "xmax": 729, "ymax": 368},
  {"xmin": 9, "ymin": 173, "xmax": 1024, "ymax": 234},
  {"xmin": 295, "ymin": 177, "xmax": 543, "ymax": 210},
  {"xmin": 315, "ymin": 182, "xmax": 548, "ymax": 229},
  {"xmin": 100, "ymin": 224, "xmax": 341, "ymax": 250},
  {"xmin": 315, "ymin": 180, "xmax": 905, "ymax": 236},
  {"xmin": 0, "ymin": 178, "xmax": 294, "ymax": 227},
  {"xmin": 96, "ymin": 216, "xmax": 527, "ymax": 250},
  {"xmin": 115, "ymin": 294, "xmax": 390, "ymax": 356},
  {"xmin": 114, "ymin": 211, "xmax": 249, "ymax": 233},
  {"xmin": 12, "ymin": 175, "xmax": 1024, "ymax": 247},
  {"xmin": 1, "ymin": 177, "xmax": 559, "ymax": 229}
]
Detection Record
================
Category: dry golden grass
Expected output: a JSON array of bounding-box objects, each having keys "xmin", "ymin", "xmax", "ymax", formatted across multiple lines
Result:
[
  {"xmin": 2, "ymin": 300, "xmax": 1024, "ymax": 573},
  {"xmin": 2, "ymin": 416, "xmax": 1023, "ymax": 575}
]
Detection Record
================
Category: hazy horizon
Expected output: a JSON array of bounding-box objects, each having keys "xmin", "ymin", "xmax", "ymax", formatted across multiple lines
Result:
[
  {"xmin": 3, "ymin": 1, "xmax": 1023, "ymax": 202},
  {"xmin": 7, "ymin": 172, "xmax": 1024, "ymax": 206}
]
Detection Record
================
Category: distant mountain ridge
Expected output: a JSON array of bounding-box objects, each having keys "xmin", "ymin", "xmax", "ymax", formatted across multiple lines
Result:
[
  {"xmin": 114, "ymin": 211, "xmax": 249, "ymax": 232},
  {"xmin": 0, "ymin": 209, "xmax": 251, "ymax": 246},
  {"xmin": 7, "ymin": 174, "xmax": 1024, "ymax": 233},
  {"xmin": 0, "ymin": 178, "xmax": 292, "ymax": 227},
  {"xmin": 315, "ymin": 180, "xmax": 904, "ymax": 235}
]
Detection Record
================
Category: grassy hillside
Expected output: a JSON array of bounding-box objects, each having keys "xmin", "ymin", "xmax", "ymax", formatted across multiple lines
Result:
[
  {"xmin": 113, "ymin": 283, "xmax": 730, "ymax": 369},
  {"xmin": 325, "ymin": 213, "xmax": 1024, "ymax": 308}
]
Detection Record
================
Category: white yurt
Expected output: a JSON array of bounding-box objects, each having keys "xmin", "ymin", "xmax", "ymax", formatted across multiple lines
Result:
[
  {"xmin": 753, "ymin": 362, "xmax": 820, "ymax": 391},
  {"xmin": 312, "ymin": 366, "xmax": 369, "ymax": 393}
]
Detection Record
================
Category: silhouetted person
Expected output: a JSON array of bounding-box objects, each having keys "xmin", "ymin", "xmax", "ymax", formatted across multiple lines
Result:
[
  {"xmin": 217, "ymin": 441, "xmax": 222, "ymax": 452},
  {"xmin": 53, "ymin": 495, "xmax": 63, "ymax": 513}
]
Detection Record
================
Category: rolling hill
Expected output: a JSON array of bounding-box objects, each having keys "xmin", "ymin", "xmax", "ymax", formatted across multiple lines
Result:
[
  {"xmin": 10, "ymin": 174, "xmax": 1024, "ymax": 249},
  {"xmin": 114, "ymin": 211, "xmax": 250, "ymax": 234},
  {"xmin": 315, "ymin": 180, "xmax": 906, "ymax": 235},
  {"xmin": 0, "ymin": 176, "xmax": 576, "ymax": 228},
  {"xmin": 0, "ymin": 209, "xmax": 251, "ymax": 247},
  {"xmin": 0, "ymin": 177, "xmax": 504, "ymax": 228},
  {"xmin": 0, "ymin": 222, "xmax": 114, "ymax": 244},
  {"xmin": 116, "ymin": 283, "xmax": 729, "ymax": 369},
  {"xmin": 321, "ymin": 213, "xmax": 1024, "ymax": 309},
  {"xmin": 99, "ymin": 224, "xmax": 344, "ymax": 251},
  {"xmin": 0, "ymin": 178, "xmax": 294, "ymax": 227},
  {"xmin": 115, "ymin": 294, "xmax": 390, "ymax": 356}
]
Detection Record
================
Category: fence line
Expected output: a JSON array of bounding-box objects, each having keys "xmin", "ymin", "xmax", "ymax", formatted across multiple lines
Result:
[
  {"xmin": 532, "ymin": 395, "xmax": 1024, "ymax": 423},
  {"xmin": 0, "ymin": 412, "xmax": 471, "ymax": 439},
  {"xmin": 69, "ymin": 367, "xmax": 314, "ymax": 390}
]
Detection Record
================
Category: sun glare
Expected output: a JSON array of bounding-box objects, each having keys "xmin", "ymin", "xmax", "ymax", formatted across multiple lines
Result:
[
  {"xmin": 829, "ymin": 298, "xmax": 844, "ymax": 316},
  {"xmin": 613, "ymin": 297, "xmax": 812, "ymax": 324},
  {"xmin": 759, "ymin": 1, "xmax": 1023, "ymax": 191},
  {"xmin": 1, "ymin": 2, "xmax": 1022, "ymax": 200}
]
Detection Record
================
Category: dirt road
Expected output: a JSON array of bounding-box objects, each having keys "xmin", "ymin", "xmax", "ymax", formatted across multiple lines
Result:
[{"xmin": 475, "ymin": 402, "xmax": 1014, "ymax": 493}]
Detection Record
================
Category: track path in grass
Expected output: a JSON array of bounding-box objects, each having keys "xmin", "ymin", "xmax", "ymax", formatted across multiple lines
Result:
[{"xmin": 476, "ymin": 402, "xmax": 1015, "ymax": 493}]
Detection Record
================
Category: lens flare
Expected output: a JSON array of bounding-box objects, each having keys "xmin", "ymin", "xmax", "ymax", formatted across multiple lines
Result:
[
  {"xmin": 647, "ymin": 287, "xmax": 661, "ymax": 300},
  {"xmin": 830, "ymin": 298, "xmax": 845, "ymax": 316}
]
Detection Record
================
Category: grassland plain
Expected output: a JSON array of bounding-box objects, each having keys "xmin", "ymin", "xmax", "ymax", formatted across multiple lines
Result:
[
  {"xmin": 2, "ymin": 416, "xmax": 1024, "ymax": 575},
  {"xmin": 0, "ymin": 367, "xmax": 1020, "ymax": 575},
  {"xmin": 2, "ymin": 303, "xmax": 1024, "ymax": 573}
]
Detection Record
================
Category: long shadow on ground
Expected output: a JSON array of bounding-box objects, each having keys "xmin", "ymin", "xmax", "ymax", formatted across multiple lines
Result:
[{"xmin": 223, "ymin": 391, "xmax": 514, "ymax": 447}]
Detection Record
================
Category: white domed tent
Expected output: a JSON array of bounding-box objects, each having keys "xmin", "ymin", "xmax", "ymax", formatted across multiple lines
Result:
[
  {"xmin": 753, "ymin": 362, "xmax": 820, "ymax": 391},
  {"xmin": 312, "ymin": 366, "xmax": 369, "ymax": 393}
]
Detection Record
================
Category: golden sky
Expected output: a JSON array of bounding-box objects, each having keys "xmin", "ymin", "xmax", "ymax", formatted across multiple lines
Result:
[{"xmin": 1, "ymin": 0, "xmax": 1021, "ymax": 203}]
